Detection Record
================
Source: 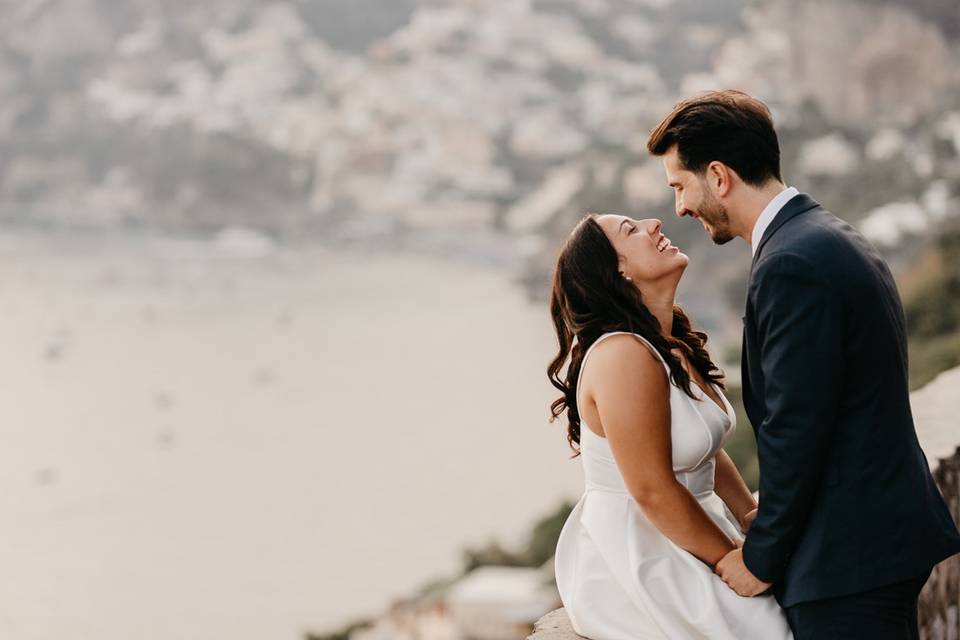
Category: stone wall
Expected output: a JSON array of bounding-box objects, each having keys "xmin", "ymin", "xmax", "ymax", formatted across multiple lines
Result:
[
  {"xmin": 913, "ymin": 367, "xmax": 960, "ymax": 640},
  {"xmin": 530, "ymin": 366, "xmax": 960, "ymax": 640},
  {"xmin": 920, "ymin": 448, "xmax": 960, "ymax": 639}
]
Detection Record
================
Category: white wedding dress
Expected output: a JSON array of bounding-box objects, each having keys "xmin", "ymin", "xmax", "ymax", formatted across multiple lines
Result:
[{"xmin": 555, "ymin": 331, "xmax": 793, "ymax": 639}]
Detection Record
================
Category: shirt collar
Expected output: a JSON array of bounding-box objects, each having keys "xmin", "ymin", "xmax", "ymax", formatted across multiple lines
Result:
[{"xmin": 750, "ymin": 186, "xmax": 799, "ymax": 256}]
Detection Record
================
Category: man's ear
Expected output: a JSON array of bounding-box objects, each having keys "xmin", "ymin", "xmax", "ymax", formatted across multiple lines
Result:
[{"xmin": 706, "ymin": 161, "xmax": 733, "ymax": 197}]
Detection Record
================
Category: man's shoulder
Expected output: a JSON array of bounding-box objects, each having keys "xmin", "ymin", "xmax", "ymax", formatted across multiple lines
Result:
[
  {"xmin": 759, "ymin": 205, "xmax": 866, "ymax": 269},
  {"xmin": 751, "ymin": 206, "xmax": 868, "ymax": 293}
]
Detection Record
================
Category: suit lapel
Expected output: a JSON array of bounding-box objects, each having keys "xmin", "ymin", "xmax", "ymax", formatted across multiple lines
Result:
[
  {"xmin": 750, "ymin": 193, "xmax": 820, "ymax": 271},
  {"xmin": 742, "ymin": 193, "xmax": 820, "ymax": 435}
]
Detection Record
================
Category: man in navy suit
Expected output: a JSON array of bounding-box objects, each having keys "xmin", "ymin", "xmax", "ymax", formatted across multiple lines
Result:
[{"xmin": 647, "ymin": 89, "xmax": 960, "ymax": 639}]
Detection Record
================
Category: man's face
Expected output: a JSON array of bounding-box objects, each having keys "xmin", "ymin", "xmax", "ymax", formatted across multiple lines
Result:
[{"xmin": 662, "ymin": 145, "xmax": 734, "ymax": 245}]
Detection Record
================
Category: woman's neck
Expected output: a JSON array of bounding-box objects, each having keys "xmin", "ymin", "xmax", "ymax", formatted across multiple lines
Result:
[{"xmin": 640, "ymin": 287, "xmax": 676, "ymax": 337}]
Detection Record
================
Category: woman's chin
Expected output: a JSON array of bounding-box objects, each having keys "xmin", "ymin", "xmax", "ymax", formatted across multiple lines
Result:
[
  {"xmin": 651, "ymin": 251, "xmax": 689, "ymax": 283},
  {"xmin": 672, "ymin": 251, "xmax": 691, "ymax": 274}
]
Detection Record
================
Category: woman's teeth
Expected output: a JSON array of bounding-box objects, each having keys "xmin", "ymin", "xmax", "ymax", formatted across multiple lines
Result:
[{"xmin": 657, "ymin": 238, "xmax": 672, "ymax": 252}]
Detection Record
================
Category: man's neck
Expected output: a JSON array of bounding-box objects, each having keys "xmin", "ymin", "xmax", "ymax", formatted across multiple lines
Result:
[{"xmin": 737, "ymin": 181, "xmax": 788, "ymax": 244}]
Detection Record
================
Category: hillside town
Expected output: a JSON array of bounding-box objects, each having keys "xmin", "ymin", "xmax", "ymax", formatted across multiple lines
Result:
[{"xmin": 3, "ymin": 0, "xmax": 959, "ymax": 259}]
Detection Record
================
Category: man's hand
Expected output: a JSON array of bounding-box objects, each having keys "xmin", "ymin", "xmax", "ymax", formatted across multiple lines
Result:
[
  {"xmin": 740, "ymin": 507, "xmax": 758, "ymax": 534},
  {"xmin": 714, "ymin": 548, "xmax": 772, "ymax": 597}
]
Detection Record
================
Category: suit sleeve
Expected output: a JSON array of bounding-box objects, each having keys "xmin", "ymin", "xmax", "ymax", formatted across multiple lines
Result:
[{"xmin": 741, "ymin": 253, "xmax": 845, "ymax": 584}]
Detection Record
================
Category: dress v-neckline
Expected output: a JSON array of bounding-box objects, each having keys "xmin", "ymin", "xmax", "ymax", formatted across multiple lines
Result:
[
  {"xmin": 690, "ymin": 379, "xmax": 728, "ymax": 418},
  {"xmin": 675, "ymin": 352, "xmax": 728, "ymax": 417}
]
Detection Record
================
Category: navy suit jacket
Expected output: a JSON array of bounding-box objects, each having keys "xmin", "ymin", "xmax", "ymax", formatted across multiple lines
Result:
[{"xmin": 740, "ymin": 193, "xmax": 960, "ymax": 608}]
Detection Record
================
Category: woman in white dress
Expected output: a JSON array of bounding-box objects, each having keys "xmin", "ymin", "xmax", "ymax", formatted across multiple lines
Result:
[{"xmin": 547, "ymin": 214, "xmax": 793, "ymax": 639}]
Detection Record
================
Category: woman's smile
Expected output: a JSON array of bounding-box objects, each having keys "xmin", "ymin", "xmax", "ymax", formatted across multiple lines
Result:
[{"xmin": 656, "ymin": 234, "xmax": 678, "ymax": 253}]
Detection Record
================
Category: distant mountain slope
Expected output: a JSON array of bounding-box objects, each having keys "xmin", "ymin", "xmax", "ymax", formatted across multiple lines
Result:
[{"xmin": 0, "ymin": 0, "xmax": 958, "ymax": 322}]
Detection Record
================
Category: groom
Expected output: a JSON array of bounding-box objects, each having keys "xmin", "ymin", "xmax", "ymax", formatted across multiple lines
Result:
[{"xmin": 646, "ymin": 90, "xmax": 960, "ymax": 638}]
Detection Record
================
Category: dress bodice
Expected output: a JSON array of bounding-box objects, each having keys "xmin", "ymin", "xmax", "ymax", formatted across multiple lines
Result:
[{"xmin": 576, "ymin": 331, "xmax": 736, "ymax": 499}]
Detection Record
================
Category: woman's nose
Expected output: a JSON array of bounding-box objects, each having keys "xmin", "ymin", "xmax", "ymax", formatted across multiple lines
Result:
[{"xmin": 645, "ymin": 218, "xmax": 663, "ymax": 235}]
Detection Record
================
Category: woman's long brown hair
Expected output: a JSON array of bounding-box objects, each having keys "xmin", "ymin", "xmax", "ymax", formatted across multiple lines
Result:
[{"xmin": 548, "ymin": 214, "xmax": 724, "ymax": 456}]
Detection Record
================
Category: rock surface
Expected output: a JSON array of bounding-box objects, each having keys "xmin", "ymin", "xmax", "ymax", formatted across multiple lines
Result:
[{"xmin": 528, "ymin": 608, "xmax": 582, "ymax": 640}]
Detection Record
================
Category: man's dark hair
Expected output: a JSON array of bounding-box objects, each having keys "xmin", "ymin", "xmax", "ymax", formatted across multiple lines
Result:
[{"xmin": 646, "ymin": 89, "xmax": 783, "ymax": 187}]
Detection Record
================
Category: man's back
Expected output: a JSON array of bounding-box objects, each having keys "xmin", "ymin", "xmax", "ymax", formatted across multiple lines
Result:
[{"xmin": 740, "ymin": 193, "xmax": 960, "ymax": 607}]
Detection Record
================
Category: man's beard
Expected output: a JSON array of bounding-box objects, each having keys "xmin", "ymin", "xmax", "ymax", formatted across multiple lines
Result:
[{"xmin": 697, "ymin": 189, "xmax": 734, "ymax": 245}]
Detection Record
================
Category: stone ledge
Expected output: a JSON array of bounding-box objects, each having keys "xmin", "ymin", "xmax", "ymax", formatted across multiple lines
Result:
[
  {"xmin": 911, "ymin": 366, "xmax": 960, "ymax": 473},
  {"xmin": 528, "ymin": 608, "xmax": 581, "ymax": 640}
]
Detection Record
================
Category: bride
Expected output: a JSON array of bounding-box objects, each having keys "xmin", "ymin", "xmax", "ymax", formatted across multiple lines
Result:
[{"xmin": 547, "ymin": 213, "xmax": 793, "ymax": 639}]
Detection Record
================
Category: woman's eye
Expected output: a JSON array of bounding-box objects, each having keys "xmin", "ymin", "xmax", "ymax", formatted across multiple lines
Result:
[{"xmin": 629, "ymin": 225, "xmax": 637, "ymax": 234}]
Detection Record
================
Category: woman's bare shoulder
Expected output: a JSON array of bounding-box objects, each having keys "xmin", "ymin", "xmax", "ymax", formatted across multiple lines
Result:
[
  {"xmin": 587, "ymin": 333, "xmax": 663, "ymax": 370},
  {"xmin": 583, "ymin": 333, "xmax": 667, "ymax": 394},
  {"xmin": 584, "ymin": 334, "xmax": 671, "ymax": 441}
]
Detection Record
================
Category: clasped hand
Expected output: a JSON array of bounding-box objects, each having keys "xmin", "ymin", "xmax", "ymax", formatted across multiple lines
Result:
[
  {"xmin": 713, "ymin": 508, "xmax": 772, "ymax": 597},
  {"xmin": 714, "ymin": 548, "xmax": 772, "ymax": 597}
]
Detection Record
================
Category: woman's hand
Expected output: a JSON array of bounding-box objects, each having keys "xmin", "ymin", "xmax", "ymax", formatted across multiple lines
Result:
[
  {"xmin": 715, "ymin": 547, "xmax": 773, "ymax": 597},
  {"xmin": 740, "ymin": 507, "xmax": 758, "ymax": 534}
]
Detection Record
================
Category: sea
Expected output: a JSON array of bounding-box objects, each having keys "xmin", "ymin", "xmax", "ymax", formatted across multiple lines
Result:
[{"xmin": 0, "ymin": 226, "xmax": 584, "ymax": 639}]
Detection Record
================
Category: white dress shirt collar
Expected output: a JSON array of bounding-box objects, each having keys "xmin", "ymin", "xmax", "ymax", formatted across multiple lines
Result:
[{"xmin": 750, "ymin": 186, "xmax": 799, "ymax": 256}]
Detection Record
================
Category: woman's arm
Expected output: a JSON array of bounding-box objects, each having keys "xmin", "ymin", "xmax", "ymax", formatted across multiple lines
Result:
[
  {"xmin": 713, "ymin": 449, "xmax": 758, "ymax": 529},
  {"xmin": 587, "ymin": 335, "xmax": 737, "ymax": 568}
]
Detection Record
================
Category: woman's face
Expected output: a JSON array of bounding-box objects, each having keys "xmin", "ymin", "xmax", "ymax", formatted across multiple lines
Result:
[{"xmin": 596, "ymin": 215, "xmax": 689, "ymax": 284}]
